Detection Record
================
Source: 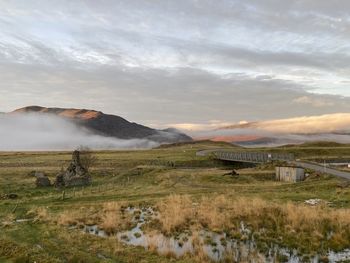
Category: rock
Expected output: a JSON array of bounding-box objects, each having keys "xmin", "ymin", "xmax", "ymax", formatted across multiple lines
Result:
[
  {"xmin": 223, "ymin": 170, "xmax": 239, "ymax": 177},
  {"xmin": 35, "ymin": 171, "xmax": 47, "ymax": 178},
  {"xmin": 36, "ymin": 178, "xmax": 51, "ymax": 187},
  {"xmin": 55, "ymin": 151, "xmax": 91, "ymax": 188},
  {"xmin": 1, "ymin": 193, "xmax": 18, "ymax": 200},
  {"xmin": 35, "ymin": 173, "xmax": 51, "ymax": 187},
  {"xmin": 305, "ymin": 199, "xmax": 322, "ymax": 206}
]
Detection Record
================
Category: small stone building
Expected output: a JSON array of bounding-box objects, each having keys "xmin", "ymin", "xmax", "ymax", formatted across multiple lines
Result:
[{"xmin": 275, "ymin": 166, "xmax": 305, "ymax": 182}]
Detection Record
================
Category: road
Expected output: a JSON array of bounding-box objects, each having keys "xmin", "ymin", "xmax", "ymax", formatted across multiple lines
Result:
[{"xmin": 294, "ymin": 161, "xmax": 350, "ymax": 180}]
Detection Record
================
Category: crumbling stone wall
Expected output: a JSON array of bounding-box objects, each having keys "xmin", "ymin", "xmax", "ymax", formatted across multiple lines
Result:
[{"xmin": 55, "ymin": 151, "xmax": 91, "ymax": 188}]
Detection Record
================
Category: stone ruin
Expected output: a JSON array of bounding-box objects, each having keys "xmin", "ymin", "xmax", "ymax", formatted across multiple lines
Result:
[{"xmin": 55, "ymin": 150, "xmax": 91, "ymax": 188}]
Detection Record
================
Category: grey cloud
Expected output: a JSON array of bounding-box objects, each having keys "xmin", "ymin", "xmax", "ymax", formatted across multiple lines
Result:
[
  {"xmin": 1, "ymin": 63, "xmax": 349, "ymax": 125},
  {"xmin": 0, "ymin": 0, "xmax": 350, "ymax": 126}
]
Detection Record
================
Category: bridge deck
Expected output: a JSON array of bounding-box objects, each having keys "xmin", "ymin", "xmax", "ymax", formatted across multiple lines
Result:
[{"xmin": 213, "ymin": 151, "xmax": 294, "ymax": 163}]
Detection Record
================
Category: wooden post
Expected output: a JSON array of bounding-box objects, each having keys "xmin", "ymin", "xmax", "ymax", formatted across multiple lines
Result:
[
  {"xmin": 61, "ymin": 190, "xmax": 65, "ymax": 201},
  {"xmin": 12, "ymin": 202, "xmax": 19, "ymax": 213}
]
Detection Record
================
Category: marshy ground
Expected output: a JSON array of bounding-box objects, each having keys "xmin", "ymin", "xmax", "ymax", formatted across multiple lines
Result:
[{"xmin": 1, "ymin": 141, "xmax": 350, "ymax": 262}]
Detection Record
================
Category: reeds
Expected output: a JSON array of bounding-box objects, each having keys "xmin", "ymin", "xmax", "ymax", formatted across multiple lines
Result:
[
  {"xmin": 157, "ymin": 194, "xmax": 194, "ymax": 234},
  {"xmin": 156, "ymin": 194, "xmax": 350, "ymax": 251}
]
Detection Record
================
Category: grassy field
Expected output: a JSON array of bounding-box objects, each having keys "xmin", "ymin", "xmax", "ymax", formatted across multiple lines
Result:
[{"xmin": 1, "ymin": 141, "xmax": 350, "ymax": 262}]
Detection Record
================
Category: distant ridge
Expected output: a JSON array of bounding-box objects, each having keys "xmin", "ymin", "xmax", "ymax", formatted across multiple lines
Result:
[{"xmin": 12, "ymin": 106, "xmax": 192, "ymax": 144}]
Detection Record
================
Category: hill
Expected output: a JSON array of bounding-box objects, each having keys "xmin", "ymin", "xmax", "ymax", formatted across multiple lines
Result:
[
  {"xmin": 290, "ymin": 141, "xmax": 348, "ymax": 148},
  {"xmin": 12, "ymin": 106, "xmax": 192, "ymax": 144}
]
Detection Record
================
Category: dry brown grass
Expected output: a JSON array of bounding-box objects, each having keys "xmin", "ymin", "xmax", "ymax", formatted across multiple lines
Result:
[
  {"xmin": 155, "ymin": 194, "xmax": 350, "ymax": 252},
  {"xmin": 56, "ymin": 201, "xmax": 132, "ymax": 235},
  {"xmin": 27, "ymin": 207, "xmax": 50, "ymax": 222},
  {"xmin": 57, "ymin": 210, "xmax": 83, "ymax": 226},
  {"xmin": 196, "ymin": 195, "xmax": 350, "ymax": 234},
  {"xmin": 101, "ymin": 211, "xmax": 123, "ymax": 234},
  {"xmin": 191, "ymin": 232, "xmax": 211, "ymax": 263},
  {"xmin": 157, "ymin": 195, "xmax": 194, "ymax": 234},
  {"xmin": 103, "ymin": 201, "xmax": 122, "ymax": 212},
  {"xmin": 0, "ymin": 214, "xmax": 15, "ymax": 228},
  {"xmin": 101, "ymin": 201, "xmax": 132, "ymax": 234},
  {"xmin": 197, "ymin": 195, "xmax": 233, "ymax": 230},
  {"xmin": 57, "ymin": 207, "xmax": 99, "ymax": 226}
]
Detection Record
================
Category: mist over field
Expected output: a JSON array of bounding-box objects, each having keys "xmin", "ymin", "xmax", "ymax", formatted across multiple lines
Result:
[{"xmin": 0, "ymin": 113, "xmax": 159, "ymax": 151}]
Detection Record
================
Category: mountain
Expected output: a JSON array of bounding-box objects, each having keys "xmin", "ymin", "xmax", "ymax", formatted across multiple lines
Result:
[
  {"xmin": 12, "ymin": 106, "xmax": 192, "ymax": 144},
  {"xmin": 231, "ymin": 137, "xmax": 302, "ymax": 147}
]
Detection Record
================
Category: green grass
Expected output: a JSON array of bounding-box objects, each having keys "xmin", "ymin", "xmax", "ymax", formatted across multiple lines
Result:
[{"xmin": 0, "ymin": 141, "xmax": 350, "ymax": 262}]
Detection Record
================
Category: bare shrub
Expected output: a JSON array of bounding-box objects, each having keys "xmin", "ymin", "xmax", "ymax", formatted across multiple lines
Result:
[{"xmin": 77, "ymin": 146, "xmax": 98, "ymax": 172}]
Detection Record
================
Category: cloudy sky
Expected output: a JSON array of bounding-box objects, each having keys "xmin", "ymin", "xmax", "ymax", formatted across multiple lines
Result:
[{"xmin": 1, "ymin": 0, "xmax": 350, "ymax": 129}]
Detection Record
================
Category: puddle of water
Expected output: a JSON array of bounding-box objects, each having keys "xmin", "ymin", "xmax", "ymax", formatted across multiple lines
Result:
[
  {"xmin": 79, "ymin": 206, "xmax": 350, "ymax": 262},
  {"xmin": 84, "ymin": 225, "xmax": 107, "ymax": 238},
  {"xmin": 329, "ymin": 249, "xmax": 350, "ymax": 262},
  {"xmin": 118, "ymin": 207, "xmax": 194, "ymax": 257}
]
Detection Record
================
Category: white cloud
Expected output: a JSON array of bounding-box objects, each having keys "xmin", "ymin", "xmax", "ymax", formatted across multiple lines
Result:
[
  {"xmin": 0, "ymin": 113, "xmax": 158, "ymax": 151},
  {"xmin": 293, "ymin": 96, "xmax": 334, "ymax": 107},
  {"xmin": 255, "ymin": 113, "xmax": 350, "ymax": 134}
]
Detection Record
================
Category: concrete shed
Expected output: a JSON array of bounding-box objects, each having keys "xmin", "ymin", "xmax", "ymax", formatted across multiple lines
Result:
[{"xmin": 275, "ymin": 166, "xmax": 305, "ymax": 182}]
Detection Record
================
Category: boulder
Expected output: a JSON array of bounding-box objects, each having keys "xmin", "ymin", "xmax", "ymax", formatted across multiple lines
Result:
[
  {"xmin": 35, "ymin": 174, "xmax": 51, "ymax": 187},
  {"xmin": 8, "ymin": 193, "xmax": 18, "ymax": 199},
  {"xmin": 35, "ymin": 171, "xmax": 47, "ymax": 178}
]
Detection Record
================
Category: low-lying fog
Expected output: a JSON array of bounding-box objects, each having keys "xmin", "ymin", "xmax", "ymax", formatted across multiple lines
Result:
[{"xmin": 0, "ymin": 113, "xmax": 158, "ymax": 151}]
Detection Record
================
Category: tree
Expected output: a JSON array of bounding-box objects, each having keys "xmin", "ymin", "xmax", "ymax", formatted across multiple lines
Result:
[{"xmin": 76, "ymin": 146, "xmax": 98, "ymax": 172}]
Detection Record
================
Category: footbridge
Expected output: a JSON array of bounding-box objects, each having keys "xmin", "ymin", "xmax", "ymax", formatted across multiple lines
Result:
[
  {"xmin": 213, "ymin": 151, "xmax": 294, "ymax": 163},
  {"xmin": 197, "ymin": 149, "xmax": 294, "ymax": 164}
]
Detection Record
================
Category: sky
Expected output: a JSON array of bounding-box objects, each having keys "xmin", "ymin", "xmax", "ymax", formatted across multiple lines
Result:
[{"xmin": 1, "ymin": 0, "xmax": 350, "ymax": 129}]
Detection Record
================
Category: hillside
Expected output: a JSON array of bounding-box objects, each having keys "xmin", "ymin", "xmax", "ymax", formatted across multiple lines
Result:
[{"xmin": 12, "ymin": 106, "xmax": 192, "ymax": 144}]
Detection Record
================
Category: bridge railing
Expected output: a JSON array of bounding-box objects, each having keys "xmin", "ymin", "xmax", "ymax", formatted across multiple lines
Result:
[{"xmin": 212, "ymin": 151, "xmax": 294, "ymax": 163}]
